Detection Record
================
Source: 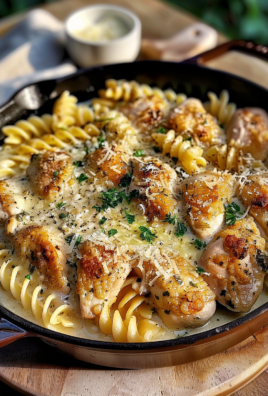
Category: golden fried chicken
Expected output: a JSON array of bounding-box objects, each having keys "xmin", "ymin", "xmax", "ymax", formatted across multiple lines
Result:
[
  {"xmin": 120, "ymin": 95, "xmax": 167, "ymax": 131},
  {"xmin": 198, "ymin": 217, "xmax": 267, "ymax": 312},
  {"xmin": 27, "ymin": 150, "xmax": 73, "ymax": 200},
  {"xmin": 130, "ymin": 157, "xmax": 177, "ymax": 222},
  {"xmin": 0, "ymin": 180, "xmax": 23, "ymax": 220},
  {"xmin": 183, "ymin": 171, "xmax": 235, "ymax": 242},
  {"xmin": 226, "ymin": 108, "xmax": 268, "ymax": 161},
  {"xmin": 14, "ymin": 225, "xmax": 69, "ymax": 293},
  {"xmin": 139, "ymin": 248, "xmax": 216, "ymax": 329},
  {"xmin": 85, "ymin": 145, "xmax": 130, "ymax": 186},
  {"xmin": 168, "ymin": 98, "xmax": 223, "ymax": 148},
  {"xmin": 239, "ymin": 172, "xmax": 268, "ymax": 239},
  {"xmin": 76, "ymin": 242, "xmax": 132, "ymax": 319}
]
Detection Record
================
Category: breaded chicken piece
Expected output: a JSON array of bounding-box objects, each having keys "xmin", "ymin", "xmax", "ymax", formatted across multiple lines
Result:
[
  {"xmin": 139, "ymin": 248, "xmax": 216, "ymax": 330},
  {"xmin": 0, "ymin": 180, "xmax": 23, "ymax": 220},
  {"xmin": 239, "ymin": 173, "xmax": 268, "ymax": 239},
  {"xmin": 27, "ymin": 150, "xmax": 73, "ymax": 200},
  {"xmin": 120, "ymin": 95, "xmax": 167, "ymax": 131},
  {"xmin": 14, "ymin": 225, "xmax": 69, "ymax": 293},
  {"xmin": 183, "ymin": 171, "xmax": 235, "ymax": 242},
  {"xmin": 198, "ymin": 217, "xmax": 267, "ymax": 312},
  {"xmin": 226, "ymin": 108, "xmax": 268, "ymax": 161},
  {"xmin": 76, "ymin": 242, "xmax": 132, "ymax": 319},
  {"xmin": 169, "ymin": 98, "xmax": 222, "ymax": 148},
  {"xmin": 130, "ymin": 157, "xmax": 177, "ymax": 221},
  {"xmin": 85, "ymin": 145, "xmax": 130, "ymax": 186}
]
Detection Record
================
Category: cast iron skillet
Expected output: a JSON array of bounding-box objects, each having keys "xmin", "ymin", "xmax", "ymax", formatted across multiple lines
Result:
[{"xmin": 1, "ymin": 40, "xmax": 268, "ymax": 369}]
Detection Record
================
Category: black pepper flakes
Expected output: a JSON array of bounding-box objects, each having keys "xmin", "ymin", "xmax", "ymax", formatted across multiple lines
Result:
[{"xmin": 163, "ymin": 291, "xmax": 170, "ymax": 297}]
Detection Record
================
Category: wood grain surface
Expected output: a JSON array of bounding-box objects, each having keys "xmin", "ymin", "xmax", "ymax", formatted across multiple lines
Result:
[
  {"xmin": 0, "ymin": 0, "xmax": 268, "ymax": 395},
  {"xmin": 1, "ymin": 325, "xmax": 268, "ymax": 396}
]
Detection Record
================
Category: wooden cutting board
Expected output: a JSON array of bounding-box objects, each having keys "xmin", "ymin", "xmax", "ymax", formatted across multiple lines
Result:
[
  {"xmin": 1, "ymin": 1, "xmax": 268, "ymax": 395},
  {"xmin": 1, "ymin": 325, "xmax": 268, "ymax": 396}
]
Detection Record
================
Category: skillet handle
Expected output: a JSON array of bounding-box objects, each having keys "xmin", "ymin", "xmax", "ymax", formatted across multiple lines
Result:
[
  {"xmin": 0, "ymin": 316, "xmax": 32, "ymax": 348},
  {"xmin": 187, "ymin": 39, "xmax": 268, "ymax": 64}
]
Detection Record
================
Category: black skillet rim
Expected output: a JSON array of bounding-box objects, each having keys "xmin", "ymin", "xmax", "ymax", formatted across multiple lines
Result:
[{"xmin": 1, "ymin": 60, "xmax": 268, "ymax": 351}]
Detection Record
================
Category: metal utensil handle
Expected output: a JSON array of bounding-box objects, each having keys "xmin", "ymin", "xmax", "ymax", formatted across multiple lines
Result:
[
  {"xmin": 0, "ymin": 316, "xmax": 31, "ymax": 347},
  {"xmin": 187, "ymin": 39, "xmax": 268, "ymax": 64}
]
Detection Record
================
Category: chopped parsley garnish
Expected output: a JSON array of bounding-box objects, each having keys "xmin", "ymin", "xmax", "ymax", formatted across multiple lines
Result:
[
  {"xmin": 193, "ymin": 239, "xmax": 206, "ymax": 250},
  {"xmin": 84, "ymin": 146, "xmax": 89, "ymax": 155},
  {"xmin": 108, "ymin": 229, "xmax": 118, "ymax": 238},
  {"xmin": 175, "ymin": 222, "xmax": 187, "ymax": 238},
  {"xmin": 189, "ymin": 281, "xmax": 198, "ymax": 287},
  {"xmin": 153, "ymin": 146, "xmax": 161, "ymax": 153},
  {"xmin": 93, "ymin": 188, "xmax": 124, "ymax": 211},
  {"xmin": 77, "ymin": 173, "xmax": 89, "ymax": 184},
  {"xmin": 134, "ymin": 149, "xmax": 144, "ymax": 157},
  {"xmin": 65, "ymin": 234, "xmax": 82, "ymax": 246},
  {"xmin": 125, "ymin": 211, "xmax": 135, "ymax": 224},
  {"xmin": 59, "ymin": 126, "xmax": 68, "ymax": 131},
  {"xmin": 76, "ymin": 235, "xmax": 82, "ymax": 245},
  {"xmin": 164, "ymin": 213, "xmax": 177, "ymax": 225},
  {"xmin": 138, "ymin": 226, "xmax": 157, "ymax": 244},
  {"xmin": 53, "ymin": 171, "xmax": 58, "ymax": 177},
  {"xmin": 99, "ymin": 217, "xmax": 107, "ymax": 225},
  {"xmin": 59, "ymin": 212, "xmax": 69, "ymax": 219},
  {"xmin": 125, "ymin": 189, "xmax": 139, "ymax": 203},
  {"xmin": 225, "ymin": 202, "xmax": 244, "ymax": 225},
  {"xmin": 93, "ymin": 188, "xmax": 139, "ymax": 212},
  {"xmin": 73, "ymin": 161, "xmax": 83, "ymax": 167},
  {"xmin": 16, "ymin": 211, "xmax": 28, "ymax": 222},
  {"xmin": 119, "ymin": 172, "xmax": 132, "ymax": 188},
  {"xmin": 25, "ymin": 264, "xmax": 35, "ymax": 280},
  {"xmin": 98, "ymin": 136, "xmax": 105, "ymax": 148},
  {"xmin": 196, "ymin": 266, "xmax": 206, "ymax": 274},
  {"xmin": 203, "ymin": 120, "xmax": 208, "ymax": 125},
  {"xmin": 157, "ymin": 126, "xmax": 167, "ymax": 134},
  {"xmin": 56, "ymin": 202, "xmax": 66, "ymax": 209},
  {"xmin": 184, "ymin": 136, "xmax": 192, "ymax": 141}
]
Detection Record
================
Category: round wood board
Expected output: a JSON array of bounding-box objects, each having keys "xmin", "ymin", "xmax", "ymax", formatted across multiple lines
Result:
[{"xmin": 1, "ymin": 325, "xmax": 268, "ymax": 396}]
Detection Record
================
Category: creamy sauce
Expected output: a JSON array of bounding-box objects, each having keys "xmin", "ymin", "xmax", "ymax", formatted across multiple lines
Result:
[{"xmin": 72, "ymin": 16, "xmax": 129, "ymax": 42}]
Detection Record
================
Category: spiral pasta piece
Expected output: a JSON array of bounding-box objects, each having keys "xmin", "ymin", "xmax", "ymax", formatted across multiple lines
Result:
[
  {"xmin": 96, "ymin": 110, "xmax": 138, "ymax": 145},
  {"xmin": 52, "ymin": 90, "xmax": 78, "ymax": 131},
  {"xmin": 99, "ymin": 79, "xmax": 187, "ymax": 104},
  {"xmin": 97, "ymin": 277, "xmax": 168, "ymax": 343},
  {"xmin": 75, "ymin": 105, "xmax": 95, "ymax": 126},
  {"xmin": 0, "ymin": 249, "xmax": 77, "ymax": 330},
  {"xmin": 2, "ymin": 114, "xmax": 52, "ymax": 146},
  {"xmin": 0, "ymin": 123, "xmax": 101, "ymax": 177},
  {"xmin": 205, "ymin": 141, "xmax": 240, "ymax": 172},
  {"xmin": 152, "ymin": 130, "xmax": 207, "ymax": 174},
  {"xmin": 204, "ymin": 90, "xmax": 236, "ymax": 126}
]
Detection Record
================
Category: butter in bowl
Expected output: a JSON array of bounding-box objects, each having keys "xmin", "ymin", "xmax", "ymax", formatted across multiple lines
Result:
[{"xmin": 65, "ymin": 4, "xmax": 141, "ymax": 67}]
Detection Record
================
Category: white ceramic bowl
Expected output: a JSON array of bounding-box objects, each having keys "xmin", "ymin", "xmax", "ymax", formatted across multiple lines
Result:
[{"xmin": 65, "ymin": 4, "xmax": 141, "ymax": 67}]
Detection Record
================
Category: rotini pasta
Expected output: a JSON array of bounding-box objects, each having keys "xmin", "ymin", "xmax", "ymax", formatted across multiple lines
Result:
[
  {"xmin": 75, "ymin": 105, "xmax": 95, "ymax": 126},
  {"xmin": 97, "ymin": 277, "xmax": 168, "ymax": 342},
  {"xmin": 99, "ymin": 78, "xmax": 187, "ymax": 104},
  {"xmin": 52, "ymin": 90, "xmax": 78, "ymax": 132},
  {"xmin": 204, "ymin": 90, "xmax": 236, "ymax": 126},
  {"xmin": 152, "ymin": 129, "xmax": 207, "ymax": 174},
  {"xmin": 2, "ymin": 114, "xmax": 52, "ymax": 146},
  {"xmin": 205, "ymin": 142, "xmax": 240, "ymax": 172},
  {"xmin": 0, "ymin": 249, "xmax": 77, "ymax": 330},
  {"xmin": 0, "ymin": 124, "xmax": 101, "ymax": 176}
]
